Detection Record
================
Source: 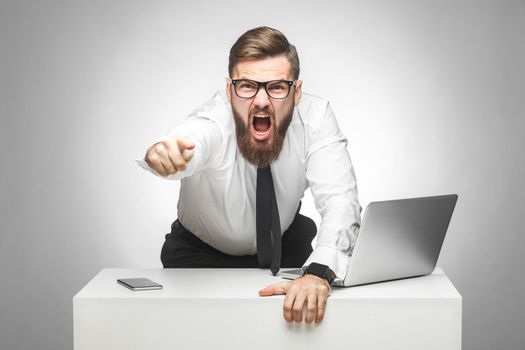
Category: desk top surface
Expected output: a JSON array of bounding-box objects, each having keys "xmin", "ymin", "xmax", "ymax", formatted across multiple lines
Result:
[{"xmin": 74, "ymin": 267, "xmax": 461, "ymax": 300}]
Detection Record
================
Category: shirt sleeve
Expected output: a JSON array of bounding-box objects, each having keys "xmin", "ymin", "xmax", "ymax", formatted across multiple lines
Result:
[
  {"xmin": 136, "ymin": 110, "xmax": 224, "ymax": 181},
  {"xmin": 302, "ymin": 102, "xmax": 361, "ymax": 284}
]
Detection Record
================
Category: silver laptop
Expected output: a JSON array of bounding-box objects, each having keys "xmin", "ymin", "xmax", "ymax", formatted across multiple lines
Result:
[{"xmin": 281, "ymin": 194, "xmax": 458, "ymax": 287}]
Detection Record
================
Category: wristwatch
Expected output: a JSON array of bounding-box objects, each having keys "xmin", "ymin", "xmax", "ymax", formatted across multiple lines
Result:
[{"xmin": 303, "ymin": 262, "xmax": 336, "ymax": 285}]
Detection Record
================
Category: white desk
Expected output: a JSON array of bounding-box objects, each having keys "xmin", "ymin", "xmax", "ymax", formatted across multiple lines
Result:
[{"xmin": 73, "ymin": 268, "xmax": 461, "ymax": 350}]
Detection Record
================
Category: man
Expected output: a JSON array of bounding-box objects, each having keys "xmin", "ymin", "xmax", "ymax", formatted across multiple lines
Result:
[{"xmin": 139, "ymin": 26, "xmax": 361, "ymax": 324}]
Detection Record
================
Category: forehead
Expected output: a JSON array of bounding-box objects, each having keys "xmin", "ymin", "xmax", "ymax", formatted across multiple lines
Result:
[{"xmin": 232, "ymin": 55, "xmax": 293, "ymax": 81}]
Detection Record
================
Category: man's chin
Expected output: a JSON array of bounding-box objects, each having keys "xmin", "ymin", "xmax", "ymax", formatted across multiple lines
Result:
[
  {"xmin": 242, "ymin": 134, "xmax": 279, "ymax": 168},
  {"xmin": 249, "ymin": 138, "xmax": 274, "ymax": 156}
]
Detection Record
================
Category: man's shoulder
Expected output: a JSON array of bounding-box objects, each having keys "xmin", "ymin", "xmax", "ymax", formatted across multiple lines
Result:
[
  {"xmin": 194, "ymin": 90, "xmax": 231, "ymax": 119},
  {"xmin": 298, "ymin": 92, "xmax": 328, "ymax": 108},
  {"xmin": 186, "ymin": 89, "xmax": 234, "ymax": 131},
  {"xmin": 294, "ymin": 92, "xmax": 332, "ymax": 127},
  {"xmin": 296, "ymin": 92, "xmax": 331, "ymax": 117},
  {"xmin": 300, "ymin": 92, "xmax": 329, "ymax": 105}
]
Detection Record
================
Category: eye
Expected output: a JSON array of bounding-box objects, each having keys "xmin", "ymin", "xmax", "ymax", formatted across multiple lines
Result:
[
  {"xmin": 268, "ymin": 83, "xmax": 286, "ymax": 91},
  {"xmin": 239, "ymin": 81, "xmax": 256, "ymax": 89}
]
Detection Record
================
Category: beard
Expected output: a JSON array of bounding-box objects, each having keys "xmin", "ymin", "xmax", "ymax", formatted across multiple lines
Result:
[{"xmin": 232, "ymin": 103, "xmax": 294, "ymax": 168}]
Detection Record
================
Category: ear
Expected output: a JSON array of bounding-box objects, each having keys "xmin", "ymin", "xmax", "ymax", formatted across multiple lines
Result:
[
  {"xmin": 294, "ymin": 80, "xmax": 302, "ymax": 106},
  {"xmin": 225, "ymin": 78, "xmax": 232, "ymax": 103}
]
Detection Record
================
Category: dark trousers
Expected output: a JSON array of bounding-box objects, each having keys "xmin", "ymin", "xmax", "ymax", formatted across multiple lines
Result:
[{"xmin": 161, "ymin": 213, "xmax": 317, "ymax": 268}]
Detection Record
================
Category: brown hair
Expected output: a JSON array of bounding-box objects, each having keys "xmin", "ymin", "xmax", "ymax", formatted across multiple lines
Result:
[{"xmin": 228, "ymin": 26, "xmax": 300, "ymax": 80}]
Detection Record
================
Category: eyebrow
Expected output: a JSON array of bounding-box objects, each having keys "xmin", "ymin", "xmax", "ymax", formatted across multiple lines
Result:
[{"xmin": 236, "ymin": 77, "xmax": 290, "ymax": 82}]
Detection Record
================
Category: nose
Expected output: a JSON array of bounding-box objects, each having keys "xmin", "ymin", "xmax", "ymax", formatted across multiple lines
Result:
[{"xmin": 253, "ymin": 85, "xmax": 271, "ymax": 108}]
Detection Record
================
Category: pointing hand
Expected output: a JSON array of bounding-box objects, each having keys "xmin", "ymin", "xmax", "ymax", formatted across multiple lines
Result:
[{"xmin": 145, "ymin": 136, "xmax": 195, "ymax": 176}]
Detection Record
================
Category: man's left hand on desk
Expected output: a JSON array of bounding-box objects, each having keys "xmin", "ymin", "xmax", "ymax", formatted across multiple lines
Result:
[{"xmin": 258, "ymin": 274, "xmax": 331, "ymax": 324}]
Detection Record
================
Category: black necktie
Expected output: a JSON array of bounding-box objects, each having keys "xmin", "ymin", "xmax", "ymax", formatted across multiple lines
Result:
[{"xmin": 256, "ymin": 166, "xmax": 281, "ymax": 276}]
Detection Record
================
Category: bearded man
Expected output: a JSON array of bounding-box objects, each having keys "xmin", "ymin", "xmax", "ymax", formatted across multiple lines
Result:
[{"xmin": 139, "ymin": 26, "xmax": 361, "ymax": 324}]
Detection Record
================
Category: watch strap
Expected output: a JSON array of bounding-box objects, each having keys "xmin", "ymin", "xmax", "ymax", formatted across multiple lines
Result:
[{"xmin": 303, "ymin": 262, "xmax": 336, "ymax": 285}]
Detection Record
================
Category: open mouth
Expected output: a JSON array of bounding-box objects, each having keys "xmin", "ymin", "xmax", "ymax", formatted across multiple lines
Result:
[{"xmin": 251, "ymin": 114, "xmax": 272, "ymax": 141}]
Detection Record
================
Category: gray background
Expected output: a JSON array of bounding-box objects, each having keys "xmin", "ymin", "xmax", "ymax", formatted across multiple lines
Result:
[{"xmin": 1, "ymin": 0, "xmax": 524, "ymax": 349}]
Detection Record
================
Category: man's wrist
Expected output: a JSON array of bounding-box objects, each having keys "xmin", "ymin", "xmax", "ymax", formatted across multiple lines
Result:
[{"xmin": 303, "ymin": 262, "xmax": 336, "ymax": 286}]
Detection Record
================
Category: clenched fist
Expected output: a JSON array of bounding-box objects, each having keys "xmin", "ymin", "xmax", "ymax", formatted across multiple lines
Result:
[{"xmin": 145, "ymin": 136, "xmax": 195, "ymax": 177}]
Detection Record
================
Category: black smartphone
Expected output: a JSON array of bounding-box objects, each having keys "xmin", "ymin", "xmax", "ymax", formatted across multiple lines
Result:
[{"xmin": 117, "ymin": 278, "xmax": 163, "ymax": 291}]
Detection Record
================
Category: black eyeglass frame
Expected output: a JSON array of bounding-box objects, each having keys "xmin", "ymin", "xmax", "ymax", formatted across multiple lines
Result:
[{"xmin": 230, "ymin": 79, "xmax": 296, "ymax": 99}]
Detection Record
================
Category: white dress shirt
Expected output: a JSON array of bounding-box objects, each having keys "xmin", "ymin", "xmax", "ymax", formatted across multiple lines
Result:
[{"xmin": 137, "ymin": 90, "xmax": 361, "ymax": 282}]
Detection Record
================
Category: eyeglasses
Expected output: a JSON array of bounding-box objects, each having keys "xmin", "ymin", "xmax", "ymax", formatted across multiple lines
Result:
[{"xmin": 231, "ymin": 79, "xmax": 296, "ymax": 99}]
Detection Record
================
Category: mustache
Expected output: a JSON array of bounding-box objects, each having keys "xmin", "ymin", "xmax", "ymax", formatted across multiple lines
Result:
[{"xmin": 251, "ymin": 106, "xmax": 274, "ymax": 118}]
